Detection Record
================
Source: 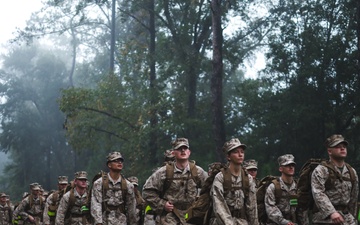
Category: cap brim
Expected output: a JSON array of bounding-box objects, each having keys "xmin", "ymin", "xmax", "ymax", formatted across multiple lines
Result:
[
  {"xmin": 59, "ymin": 182, "xmax": 68, "ymax": 184},
  {"xmin": 174, "ymin": 144, "xmax": 189, "ymax": 150},
  {"xmin": 229, "ymin": 144, "xmax": 247, "ymax": 152},
  {"xmin": 329, "ymin": 140, "xmax": 348, "ymax": 147},
  {"xmin": 245, "ymin": 166, "xmax": 258, "ymax": 170},
  {"xmin": 281, "ymin": 162, "xmax": 296, "ymax": 166}
]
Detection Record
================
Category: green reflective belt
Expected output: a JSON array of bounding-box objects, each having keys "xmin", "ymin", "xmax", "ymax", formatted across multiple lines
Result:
[
  {"xmin": 145, "ymin": 205, "xmax": 152, "ymax": 214},
  {"xmin": 290, "ymin": 198, "xmax": 298, "ymax": 206},
  {"xmin": 48, "ymin": 211, "xmax": 56, "ymax": 217},
  {"xmin": 185, "ymin": 213, "xmax": 188, "ymax": 220},
  {"xmin": 81, "ymin": 206, "xmax": 89, "ymax": 212},
  {"xmin": 358, "ymin": 208, "xmax": 360, "ymax": 221},
  {"xmin": 12, "ymin": 219, "xmax": 18, "ymax": 225}
]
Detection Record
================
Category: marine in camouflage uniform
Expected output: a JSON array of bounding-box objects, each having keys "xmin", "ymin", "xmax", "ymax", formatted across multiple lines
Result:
[
  {"xmin": 143, "ymin": 149, "xmax": 175, "ymax": 225},
  {"xmin": 311, "ymin": 134, "xmax": 359, "ymax": 225},
  {"xmin": 91, "ymin": 152, "xmax": 137, "ymax": 225},
  {"xmin": 243, "ymin": 159, "xmax": 260, "ymax": 188},
  {"xmin": 142, "ymin": 138, "xmax": 208, "ymax": 225},
  {"xmin": 43, "ymin": 176, "xmax": 69, "ymax": 225},
  {"xmin": 13, "ymin": 183, "xmax": 45, "ymax": 225},
  {"xmin": 265, "ymin": 154, "xmax": 297, "ymax": 225},
  {"xmin": 55, "ymin": 171, "xmax": 91, "ymax": 225},
  {"xmin": 210, "ymin": 138, "xmax": 258, "ymax": 225},
  {"xmin": 0, "ymin": 193, "xmax": 12, "ymax": 225},
  {"xmin": 128, "ymin": 176, "xmax": 146, "ymax": 225}
]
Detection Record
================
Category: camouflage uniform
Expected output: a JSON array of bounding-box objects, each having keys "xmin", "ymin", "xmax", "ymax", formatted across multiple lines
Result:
[
  {"xmin": 43, "ymin": 176, "xmax": 68, "ymax": 225},
  {"xmin": 311, "ymin": 163, "xmax": 358, "ymax": 224},
  {"xmin": 55, "ymin": 172, "xmax": 90, "ymax": 225},
  {"xmin": 243, "ymin": 159, "xmax": 260, "ymax": 187},
  {"xmin": 265, "ymin": 177, "xmax": 297, "ymax": 225},
  {"xmin": 0, "ymin": 193, "xmax": 12, "ymax": 225},
  {"xmin": 311, "ymin": 134, "xmax": 359, "ymax": 225},
  {"xmin": 91, "ymin": 152, "xmax": 137, "ymax": 225},
  {"xmin": 13, "ymin": 183, "xmax": 45, "ymax": 225},
  {"xmin": 128, "ymin": 176, "xmax": 146, "ymax": 225},
  {"xmin": 265, "ymin": 154, "xmax": 297, "ymax": 225},
  {"xmin": 210, "ymin": 138, "xmax": 258, "ymax": 225},
  {"xmin": 210, "ymin": 170, "xmax": 258, "ymax": 225},
  {"xmin": 142, "ymin": 138, "xmax": 208, "ymax": 225}
]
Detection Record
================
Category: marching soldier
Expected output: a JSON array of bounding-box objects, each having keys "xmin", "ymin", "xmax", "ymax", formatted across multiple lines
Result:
[
  {"xmin": 0, "ymin": 193, "xmax": 12, "ymax": 225},
  {"xmin": 43, "ymin": 176, "xmax": 69, "ymax": 225},
  {"xmin": 13, "ymin": 183, "xmax": 45, "ymax": 225},
  {"xmin": 55, "ymin": 171, "xmax": 91, "ymax": 225}
]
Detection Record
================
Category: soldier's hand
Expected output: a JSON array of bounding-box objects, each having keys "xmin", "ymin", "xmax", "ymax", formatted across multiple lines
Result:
[
  {"xmin": 330, "ymin": 212, "xmax": 344, "ymax": 224},
  {"xmin": 164, "ymin": 201, "xmax": 174, "ymax": 212}
]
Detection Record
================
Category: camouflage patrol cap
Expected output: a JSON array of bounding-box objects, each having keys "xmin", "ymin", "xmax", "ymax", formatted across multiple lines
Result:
[
  {"xmin": 243, "ymin": 159, "xmax": 258, "ymax": 170},
  {"xmin": 58, "ymin": 176, "xmax": 68, "ymax": 184},
  {"xmin": 127, "ymin": 176, "xmax": 139, "ymax": 186},
  {"xmin": 171, "ymin": 138, "xmax": 189, "ymax": 150},
  {"xmin": 325, "ymin": 134, "xmax": 348, "ymax": 148},
  {"xmin": 74, "ymin": 171, "xmax": 88, "ymax": 180},
  {"xmin": 30, "ymin": 183, "xmax": 41, "ymax": 191},
  {"xmin": 222, "ymin": 138, "xmax": 247, "ymax": 153},
  {"xmin": 0, "ymin": 193, "xmax": 8, "ymax": 198},
  {"xmin": 278, "ymin": 154, "xmax": 296, "ymax": 166},
  {"xmin": 106, "ymin": 151, "xmax": 124, "ymax": 162}
]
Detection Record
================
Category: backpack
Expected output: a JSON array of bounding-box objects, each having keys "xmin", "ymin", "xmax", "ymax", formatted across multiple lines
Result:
[
  {"xmin": 185, "ymin": 163, "xmax": 250, "ymax": 225},
  {"xmin": 296, "ymin": 158, "xmax": 356, "ymax": 212},
  {"xmin": 89, "ymin": 171, "xmax": 128, "ymax": 213},
  {"xmin": 162, "ymin": 160, "xmax": 202, "ymax": 196},
  {"xmin": 256, "ymin": 175, "xmax": 281, "ymax": 224}
]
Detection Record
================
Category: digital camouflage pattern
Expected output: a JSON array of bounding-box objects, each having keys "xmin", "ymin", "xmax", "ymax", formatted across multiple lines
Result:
[
  {"xmin": 13, "ymin": 195, "xmax": 45, "ymax": 225},
  {"xmin": 90, "ymin": 173, "xmax": 137, "ymax": 225},
  {"xmin": 142, "ymin": 161, "xmax": 208, "ymax": 225},
  {"xmin": 210, "ymin": 171, "xmax": 258, "ymax": 225},
  {"xmin": 265, "ymin": 177, "xmax": 297, "ymax": 225},
  {"xmin": 43, "ymin": 191, "xmax": 61, "ymax": 225},
  {"xmin": 0, "ymin": 200, "xmax": 12, "ymax": 225},
  {"xmin": 55, "ymin": 189, "xmax": 90, "ymax": 225},
  {"xmin": 311, "ymin": 163, "xmax": 359, "ymax": 224}
]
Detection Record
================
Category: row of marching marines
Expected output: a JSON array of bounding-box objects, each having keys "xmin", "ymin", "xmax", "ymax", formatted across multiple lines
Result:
[{"xmin": 0, "ymin": 134, "xmax": 358, "ymax": 225}]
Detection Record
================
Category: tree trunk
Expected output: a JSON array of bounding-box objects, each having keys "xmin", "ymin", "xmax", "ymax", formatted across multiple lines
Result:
[
  {"xmin": 148, "ymin": 0, "xmax": 159, "ymax": 165},
  {"xmin": 110, "ymin": 0, "xmax": 116, "ymax": 73},
  {"xmin": 211, "ymin": 0, "xmax": 226, "ymax": 162}
]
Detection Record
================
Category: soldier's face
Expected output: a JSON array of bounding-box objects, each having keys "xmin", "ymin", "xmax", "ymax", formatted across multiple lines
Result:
[
  {"xmin": 58, "ymin": 183, "xmax": 68, "ymax": 191},
  {"xmin": 173, "ymin": 146, "xmax": 191, "ymax": 160},
  {"xmin": 108, "ymin": 158, "xmax": 124, "ymax": 171},
  {"xmin": 0, "ymin": 196, "xmax": 6, "ymax": 204},
  {"xmin": 247, "ymin": 169, "xmax": 257, "ymax": 178},
  {"xmin": 279, "ymin": 164, "xmax": 295, "ymax": 176},
  {"xmin": 75, "ymin": 179, "xmax": 88, "ymax": 189},
  {"xmin": 227, "ymin": 147, "xmax": 245, "ymax": 165},
  {"xmin": 328, "ymin": 143, "xmax": 347, "ymax": 159}
]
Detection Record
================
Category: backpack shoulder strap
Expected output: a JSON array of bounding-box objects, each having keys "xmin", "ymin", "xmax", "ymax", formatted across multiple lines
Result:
[
  {"xmin": 121, "ymin": 174, "xmax": 128, "ymax": 202},
  {"xmin": 101, "ymin": 171, "xmax": 109, "ymax": 192},
  {"xmin": 162, "ymin": 163, "xmax": 174, "ymax": 196},
  {"xmin": 189, "ymin": 161, "xmax": 201, "ymax": 188},
  {"xmin": 221, "ymin": 168, "xmax": 232, "ymax": 192},
  {"xmin": 241, "ymin": 168, "xmax": 250, "ymax": 198},
  {"xmin": 68, "ymin": 188, "xmax": 75, "ymax": 208},
  {"xmin": 52, "ymin": 191, "xmax": 59, "ymax": 204},
  {"xmin": 272, "ymin": 178, "xmax": 282, "ymax": 204}
]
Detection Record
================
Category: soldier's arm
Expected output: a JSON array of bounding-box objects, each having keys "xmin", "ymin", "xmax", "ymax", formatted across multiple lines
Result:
[
  {"xmin": 90, "ymin": 179, "xmax": 103, "ymax": 225},
  {"xmin": 210, "ymin": 173, "xmax": 234, "ymax": 225},
  {"xmin": 54, "ymin": 194, "xmax": 68, "ymax": 225},
  {"xmin": 125, "ymin": 181, "xmax": 138, "ymax": 225},
  {"xmin": 142, "ymin": 167, "xmax": 167, "ymax": 215},
  {"xmin": 42, "ymin": 194, "xmax": 52, "ymax": 225},
  {"xmin": 265, "ymin": 183, "xmax": 290, "ymax": 225},
  {"xmin": 246, "ymin": 175, "xmax": 259, "ymax": 225},
  {"xmin": 349, "ymin": 168, "xmax": 359, "ymax": 217},
  {"xmin": 13, "ymin": 198, "xmax": 29, "ymax": 220},
  {"xmin": 311, "ymin": 165, "xmax": 336, "ymax": 219}
]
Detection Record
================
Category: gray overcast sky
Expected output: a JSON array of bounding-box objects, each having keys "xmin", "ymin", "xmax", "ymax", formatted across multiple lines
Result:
[{"xmin": 0, "ymin": 0, "xmax": 43, "ymax": 52}]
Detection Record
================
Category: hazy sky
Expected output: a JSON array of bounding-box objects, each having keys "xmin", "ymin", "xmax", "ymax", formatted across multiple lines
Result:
[{"xmin": 0, "ymin": 0, "xmax": 43, "ymax": 51}]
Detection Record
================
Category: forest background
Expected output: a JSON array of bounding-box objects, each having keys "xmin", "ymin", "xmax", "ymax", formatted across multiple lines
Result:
[{"xmin": 0, "ymin": 0, "xmax": 359, "ymax": 201}]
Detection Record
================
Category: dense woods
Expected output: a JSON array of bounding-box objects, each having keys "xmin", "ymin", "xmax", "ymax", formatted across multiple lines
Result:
[{"xmin": 0, "ymin": 0, "xmax": 359, "ymax": 200}]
